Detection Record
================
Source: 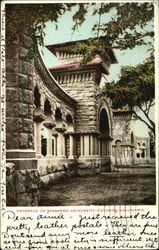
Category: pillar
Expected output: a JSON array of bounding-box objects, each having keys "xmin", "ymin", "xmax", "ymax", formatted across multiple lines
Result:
[
  {"xmin": 34, "ymin": 114, "xmax": 46, "ymax": 158},
  {"xmin": 46, "ymin": 128, "xmax": 52, "ymax": 157},
  {"xmin": 84, "ymin": 135, "xmax": 89, "ymax": 156},
  {"xmin": 44, "ymin": 122, "xmax": 55, "ymax": 158},
  {"xmin": 34, "ymin": 122, "xmax": 42, "ymax": 157},
  {"xmin": 147, "ymin": 140, "xmax": 150, "ymax": 159},
  {"xmin": 80, "ymin": 135, "xmax": 84, "ymax": 156},
  {"xmin": 6, "ymin": 31, "xmax": 40, "ymax": 206},
  {"xmin": 56, "ymin": 128, "xmax": 66, "ymax": 158},
  {"xmin": 95, "ymin": 137, "xmax": 99, "ymax": 155},
  {"xmin": 109, "ymin": 139, "xmax": 112, "ymax": 156},
  {"xmin": 99, "ymin": 139, "xmax": 101, "ymax": 156},
  {"xmin": 68, "ymin": 134, "xmax": 75, "ymax": 159},
  {"xmin": 90, "ymin": 135, "xmax": 94, "ymax": 155},
  {"xmin": 52, "ymin": 133, "xmax": 57, "ymax": 156}
]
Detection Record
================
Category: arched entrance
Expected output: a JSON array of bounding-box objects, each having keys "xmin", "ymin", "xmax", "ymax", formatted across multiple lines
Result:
[
  {"xmin": 99, "ymin": 108, "xmax": 112, "ymax": 171},
  {"xmin": 99, "ymin": 108, "xmax": 110, "ymax": 156}
]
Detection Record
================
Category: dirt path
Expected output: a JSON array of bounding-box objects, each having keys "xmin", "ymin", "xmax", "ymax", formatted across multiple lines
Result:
[{"xmin": 39, "ymin": 171, "xmax": 156, "ymax": 206}]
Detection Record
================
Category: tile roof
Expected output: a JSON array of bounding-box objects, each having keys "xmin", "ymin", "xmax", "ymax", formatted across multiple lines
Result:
[{"xmin": 48, "ymin": 59, "xmax": 101, "ymax": 70}]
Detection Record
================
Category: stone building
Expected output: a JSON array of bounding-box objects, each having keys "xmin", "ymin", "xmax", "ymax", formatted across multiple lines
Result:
[{"xmin": 6, "ymin": 34, "xmax": 151, "ymax": 206}]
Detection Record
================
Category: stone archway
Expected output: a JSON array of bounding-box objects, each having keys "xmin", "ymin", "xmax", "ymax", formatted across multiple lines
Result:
[
  {"xmin": 99, "ymin": 108, "xmax": 111, "ymax": 156},
  {"xmin": 99, "ymin": 107, "xmax": 112, "ymax": 172}
]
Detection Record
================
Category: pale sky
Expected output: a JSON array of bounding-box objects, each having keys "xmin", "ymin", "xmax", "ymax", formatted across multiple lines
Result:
[{"xmin": 40, "ymin": 4, "xmax": 154, "ymax": 137}]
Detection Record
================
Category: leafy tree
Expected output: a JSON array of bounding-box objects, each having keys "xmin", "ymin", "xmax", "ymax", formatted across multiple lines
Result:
[
  {"xmin": 6, "ymin": 3, "xmax": 154, "ymax": 50},
  {"xmin": 6, "ymin": 3, "xmax": 76, "ymax": 58},
  {"xmin": 69, "ymin": 2, "xmax": 154, "ymax": 64},
  {"xmin": 6, "ymin": 4, "xmax": 75, "ymax": 43},
  {"xmin": 101, "ymin": 54, "xmax": 155, "ymax": 135}
]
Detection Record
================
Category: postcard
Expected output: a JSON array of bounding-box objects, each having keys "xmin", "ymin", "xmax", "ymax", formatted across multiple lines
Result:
[{"xmin": 1, "ymin": 0, "xmax": 158, "ymax": 249}]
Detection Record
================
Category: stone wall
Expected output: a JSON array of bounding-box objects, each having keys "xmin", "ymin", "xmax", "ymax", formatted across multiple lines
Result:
[
  {"xmin": 6, "ymin": 32, "xmax": 40, "ymax": 206},
  {"xmin": 6, "ymin": 33, "xmax": 34, "ymax": 151},
  {"xmin": 37, "ymin": 158, "xmax": 76, "ymax": 186},
  {"xmin": 6, "ymin": 163, "xmax": 40, "ymax": 206},
  {"xmin": 52, "ymin": 69, "xmax": 101, "ymax": 133},
  {"xmin": 76, "ymin": 157, "xmax": 101, "ymax": 176}
]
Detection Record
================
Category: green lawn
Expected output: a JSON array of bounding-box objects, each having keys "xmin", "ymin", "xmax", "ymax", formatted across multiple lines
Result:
[{"xmin": 40, "ymin": 171, "xmax": 156, "ymax": 206}]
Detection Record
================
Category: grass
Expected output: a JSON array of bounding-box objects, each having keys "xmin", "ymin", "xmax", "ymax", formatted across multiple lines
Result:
[{"xmin": 39, "ymin": 171, "xmax": 156, "ymax": 206}]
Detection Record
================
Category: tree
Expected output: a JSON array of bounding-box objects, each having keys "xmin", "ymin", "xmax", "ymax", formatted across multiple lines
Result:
[
  {"xmin": 6, "ymin": 3, "xmax": 154, "ymax": 51},
  {"xmin": 101, "ymin": 54, "xmax": 155, "ymax": 135},
  {"xmin": 69, "ymin": 2, "xmax": 154, "ymax": 64},
  {"xmin": 6, "ymin": 3, "xmax": 76, "ymax": 58}
]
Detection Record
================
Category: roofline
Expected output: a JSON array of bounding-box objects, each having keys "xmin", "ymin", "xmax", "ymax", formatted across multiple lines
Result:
[
  {"xmin": 46, "ymin": 37, "xmax": 118, "ymax": 64},
  {"xmin": 49, "ymin": 61, "xmax": 109, "ymax": 75},
  {"xmin": 48, "ymin": 59, "xmax": 101, "ymax": 70}
]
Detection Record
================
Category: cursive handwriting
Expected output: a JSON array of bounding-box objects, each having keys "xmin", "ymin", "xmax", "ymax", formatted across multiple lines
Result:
[{"xmin": 1, "ymin": 209, "xmax": 158, "ymax": 249}]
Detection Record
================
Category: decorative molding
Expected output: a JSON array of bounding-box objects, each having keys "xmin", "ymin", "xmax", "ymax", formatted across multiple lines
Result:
[{"xmin": 55, "ymin": 71, "xmax": 94, "ymax": 84}]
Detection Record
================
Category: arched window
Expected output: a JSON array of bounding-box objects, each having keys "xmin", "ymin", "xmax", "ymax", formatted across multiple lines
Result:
[
  {"xmin": 141, "ymin": 150, "xmax": 145, "ymax": 158},
  {"xmin": 115, "ymin": 140, "xmax": 121, "ymax": 147},
  {"xmin": 131, "ymin": 131, "xmax": 134, "ymax": 145},
  {"xmin": 55, "ymin": 108, "xmax": 62, "ymax": 121},
  {"xmin": 34, "ymin": 86, "xmax": 41, "ymax": 108},
  {"xmin": 44, "ymin": 99, "xmax": 52, "ymax": 116},
  {"xmin": 99, "ymin": 108, "xmax": 110, "ymax": 156},
  {"xmin": 136, "ymin": 153, "xmax": 140, "ymax": 158},
  {"xmin": 66, "ymin": 114, "xmax": 73, "ymax": 124}
]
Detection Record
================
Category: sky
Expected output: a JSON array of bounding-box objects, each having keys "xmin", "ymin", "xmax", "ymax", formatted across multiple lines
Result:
[{"xmin": 40, "ymin": 4, "xmax": 154, "ymax": 137}]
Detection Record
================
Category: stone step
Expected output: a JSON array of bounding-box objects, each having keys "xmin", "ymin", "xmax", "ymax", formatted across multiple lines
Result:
[{"xmin": 113, "ymin": 167, "xmax": 155, "ymax": 174}]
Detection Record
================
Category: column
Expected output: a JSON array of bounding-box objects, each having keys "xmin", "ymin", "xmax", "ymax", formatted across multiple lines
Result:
[
  {"xmin": 95, "ymin": 137, "xmax": 99, "ymax": 155},
  {"xmin": 34, "ymin": 113, "xmax": 46, "ymax": 158},
  {"xmin": 34, "ymin": 122, "xmax": 42, "ymax": 158},
  {"xmin": 57, "ymin": 132, "xmax": 63, "ymax": 156},
  {"xmin": 90, "ymin": 135, "xmax": 95, "ymax": 155},
  {"xmin": 69, "ymin": 134, "xmax": 74, "ymax": 159},
  {"xmin": 46, "ymin": 128, "xmax": 53, "ymax": 157},
  {"xmin": 56, "ymin": 128, "xmax": 66, "ymax": 158},
  {"xmin": 106, "ymin": 140, "xmax": 108, "ymax": 155},
  {"xmin": 52, "ymin": 134, "xmax": 57, "ymax": 156},
  {"xmin": 44, "ymin": 122, "xmax": 55, "ymax": 158},
  {"xmin": 94, "ymin": 137, "xmax": 97, "ymax": 155},
  {"xmin": 84, "ymin": 135, "xmax": 89, "ymax": 156},
  {"xmin": 99, "ymin": 139, "xmax": 101, "ymax": 156},
  {"xmin": 108, "ymin": 139, "xmax": 112, "ymax": 156},
  {"xmin": 80, "ymin": 135, "xmax": 84, "ymax": 156},
  {"xmin": 102, "ymin": 140, "xmax": 106, "ymax": 156},
  {"xmin": 147, "ymin": 140, "xmax": 150, "ymax": 159}
]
